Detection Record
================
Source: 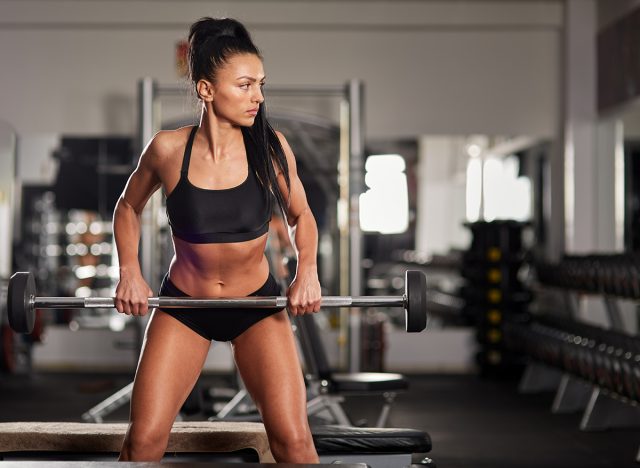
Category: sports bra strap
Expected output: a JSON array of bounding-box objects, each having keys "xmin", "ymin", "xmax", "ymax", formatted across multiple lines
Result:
[{"xmin": 181, "ymin": 126, "xmax": 199, "ymax": 175}]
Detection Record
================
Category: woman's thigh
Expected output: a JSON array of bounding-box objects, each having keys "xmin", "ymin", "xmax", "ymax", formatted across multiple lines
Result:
[
  {"xmin": 129, "ymin": 309, "xmax": 211, "ymax": 429},
  {"xmin": 231, "ymin": 310, "xmax": 309, "ymax": 435}
]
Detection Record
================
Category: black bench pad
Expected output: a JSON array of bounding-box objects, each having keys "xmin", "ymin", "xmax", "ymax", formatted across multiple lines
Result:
[{"xmin": 311, "ymin": 425, "xmax": 431, "ymax": 454}]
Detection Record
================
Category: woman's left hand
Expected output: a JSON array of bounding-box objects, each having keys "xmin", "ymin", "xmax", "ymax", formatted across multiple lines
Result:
[{"xmin": 286, "ymin": 268, "xmax": 322, "ymax": 316}]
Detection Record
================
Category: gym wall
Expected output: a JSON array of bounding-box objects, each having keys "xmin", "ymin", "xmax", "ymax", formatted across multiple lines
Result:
[{"xmin": 0, "ymin": 0, "xmax": 560, "ymax": 140}]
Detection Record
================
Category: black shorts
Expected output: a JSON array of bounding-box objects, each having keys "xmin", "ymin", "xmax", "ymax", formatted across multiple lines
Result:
[{"xmin": 157, "ymin": 273, "xmax": 284, "ymax": 342}]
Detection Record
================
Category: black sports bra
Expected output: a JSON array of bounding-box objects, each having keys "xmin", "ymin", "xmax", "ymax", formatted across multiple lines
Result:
[{"xmin": 165, "ymin": 126, "xmax": 271, "ymax": 244}]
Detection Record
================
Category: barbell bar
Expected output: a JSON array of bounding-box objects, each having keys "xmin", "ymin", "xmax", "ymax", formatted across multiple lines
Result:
[{"xmin": 8, "ymin": 270, "xmax": 428, "ymax": 334}]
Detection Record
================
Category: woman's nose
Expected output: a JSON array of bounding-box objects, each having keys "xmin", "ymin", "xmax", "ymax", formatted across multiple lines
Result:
[{"xmin": 253, "ymin": 87, "xmax": 264, "ymax": 103}]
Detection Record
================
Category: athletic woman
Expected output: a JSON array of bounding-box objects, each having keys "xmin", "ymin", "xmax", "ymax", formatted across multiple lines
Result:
[{"xmin": 112, "ymin": 17, "xmax": 321, "ymax": 463}]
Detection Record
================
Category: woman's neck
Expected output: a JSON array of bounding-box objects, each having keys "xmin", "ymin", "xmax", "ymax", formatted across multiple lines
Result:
[{"xmin": 198, "ymin": 107, "xmax": 244, "ymax": 163}]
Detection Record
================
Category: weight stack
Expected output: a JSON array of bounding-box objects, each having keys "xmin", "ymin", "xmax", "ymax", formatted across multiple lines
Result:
[{"xmin": 461, "ymin": 221, "xmax": 531, "ymax": 377}]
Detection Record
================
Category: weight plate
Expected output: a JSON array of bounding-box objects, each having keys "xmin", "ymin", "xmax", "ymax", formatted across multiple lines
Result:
[
  {"xmin": 8, "ymin": 272, "xmax": 36, "ymax": 334},
  {"xmin": 405, "ymin": 270, "xmax": 427, "ymax": 333}
]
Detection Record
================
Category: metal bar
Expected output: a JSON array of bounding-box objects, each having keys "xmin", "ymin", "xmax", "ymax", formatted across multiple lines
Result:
[
  {"xmin": 267, "ymin": 85, "xmax": 346, "ymax": 96},
  {"xmin": 137, "ymin": 78, "xmax": 155, "ymax": 166},
  {"xmin": 81, "ymin": 382, "xmax": 134, "ymax": 423},
  {"xmin": 551, "ymin": 373, "xmax": 592, "ymax": 414},
  {"xmin": 137, "ymin": 77, "xmax": 160, "ymax": 291},
  {"xmin": 348, "ymin": 79, "xmax": 365, "ymax": 373},
  {"xmin": 34, "ymin": 295, "xmax": 405, "ymax": 309},
  {"xmin": 338, "ymin": 97, "xmax": 350, "ymax": 370},
  {"xmin": 580, "ymin": 386, "xmax": 640, "ymax": 431},
  {"xmin": 155, "ymin": 83, "xmax": 188, "ymax": 96},
  {"xmin": 603, "ymin": 296, "xmax": 625, "ymax": 331},
  {"xmin": 215, "ymin": 389, "xmax": 251, "ymax": 419},
  {"xmin": 136, "ymin": 77, "xmax": 159, "ymax": 355},
  {"xmin": 563, "ymin": 290, "xmax": 578, "ymax": 318},
  {"xmin": 155, "ymin": 83, "xmax": 345, "ymax": 97}
]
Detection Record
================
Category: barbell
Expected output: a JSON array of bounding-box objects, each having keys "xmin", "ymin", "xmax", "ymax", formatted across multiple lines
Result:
[{"xmin": 7, "ymin": 270, "xmax": 428, "ymax": 334}]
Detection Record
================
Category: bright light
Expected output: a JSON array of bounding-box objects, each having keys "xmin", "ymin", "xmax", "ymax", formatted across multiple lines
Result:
[
  {"xmin": 74, "ymin": 265, "xmax": 96, "ymax": 280},
  {"xmin": 89, "ymin": 221, "xmax": 102, "ymax": 235},
  {"xmin": 109, "ymin": 314, "xmax": 127, "ymax": 332},
  {"xmin": 360, "ymin": 154, "xmax": 409, "ymax": 234},
  {"xmin": 365, "ymin": 154, "xmax": 406, "ymax": 173},
  {"xmin": 483, "ymin": 158, "xmax": 502, "ymax": 222},
  {"xmin": 466, "ymin": 144, "xmax": 482, "ymax": 158},
  {"xmin": 510, "ymin": 177, "xmax": 531, "ymax": 221},
  {"xmin": 45, "ymin": 245, "xmax": 62, "ymax": 256},
  {"xmin": 468, "ymin": 154, "xmax": 531, "ymax": 222},
  {"xmin": 466, "ymin": 158, "xmax": 482, "ymax": 222},
  {"xmin": 75, "ymin": 286, "xmax": 92, "ymax": 297}
]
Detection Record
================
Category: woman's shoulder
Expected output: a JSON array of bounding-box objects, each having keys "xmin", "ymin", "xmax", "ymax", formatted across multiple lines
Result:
[
  {"xmin": 273, "ymin": 131, "xmax": 293, "ymax": 158},
  {"xmin": 274, "ymin": 130, "xmax": 287, "ymax": 146},
  {"xmin": 144, "ymin": 126, "xmax": 194, "ymax": 165}
]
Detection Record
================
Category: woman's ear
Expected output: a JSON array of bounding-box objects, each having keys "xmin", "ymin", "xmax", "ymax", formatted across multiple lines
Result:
[{"xmin": 196, "ymin": 79, "xmax": 215, "ymax": 102}]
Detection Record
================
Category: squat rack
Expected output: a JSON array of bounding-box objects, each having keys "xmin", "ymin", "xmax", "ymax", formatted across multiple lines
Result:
[
  {"xmin": 139, "ymin": 78, "xmax": 366, "ymax": 372},
  {"xmin": 82, "ymin": 79, "xmax": 367, "ymax": 423}
]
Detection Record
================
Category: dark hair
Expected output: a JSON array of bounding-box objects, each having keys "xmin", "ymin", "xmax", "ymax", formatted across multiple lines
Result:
[{"xmin": 188, "ymin": 17, "xmax": 290, "ymax": 214}]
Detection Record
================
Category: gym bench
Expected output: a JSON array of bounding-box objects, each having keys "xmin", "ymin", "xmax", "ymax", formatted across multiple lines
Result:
[{"xmin": 0, "ymin": 421, "xmax": 431, "ymax": 467}]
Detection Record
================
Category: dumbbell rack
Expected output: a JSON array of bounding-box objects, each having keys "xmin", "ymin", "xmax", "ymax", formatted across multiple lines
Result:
[
  {"xmin": 460, "ymin": 220, "xmax": 531, "ymax": 376},
  {"xmin": 512, "ymin": 254, "xmax": 640, "ymax": 463}
]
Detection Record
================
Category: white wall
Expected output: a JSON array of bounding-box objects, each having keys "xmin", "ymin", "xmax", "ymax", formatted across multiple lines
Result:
[
  {"xmin": 622, "ymin": 106, "xmax": 640, "ymax": 138},
  {"xmin": 33, "ymin": 324, "xmax": 475, "ymax": 374},
  {"xmin": 0, "ymin": 0, "xmax": 562, "ymax": 139},
  {"xmin": 32, "ymin": 325, "xmax": 235, "ymax": 372},
  {"xmin": 0, "ymin": 121, "xmax": 16, "ymax": 277}
]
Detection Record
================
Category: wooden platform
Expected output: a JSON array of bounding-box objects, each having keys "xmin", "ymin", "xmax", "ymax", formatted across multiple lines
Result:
[{"xmin": 0, "ymin": 422, "xmax": 273, "ymax": 462}]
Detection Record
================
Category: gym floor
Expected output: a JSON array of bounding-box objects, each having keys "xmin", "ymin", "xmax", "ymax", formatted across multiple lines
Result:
[{"xmin": 0, "ymin": 371, "xmax": 639, "ymax": 467}]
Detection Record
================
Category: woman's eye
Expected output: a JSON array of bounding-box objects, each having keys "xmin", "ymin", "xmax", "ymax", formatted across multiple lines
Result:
[{"xmin": 240, "ymin": 83, "xmax": 250, "ymax": 89}]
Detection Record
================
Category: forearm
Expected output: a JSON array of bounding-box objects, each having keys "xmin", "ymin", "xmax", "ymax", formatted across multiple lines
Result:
[
  {"xmin": 112, "ymin": 197, "xmax": 143, "ymax": 275},
  {"xmin": 289, "ymin": 209, "xmax": 318, "ymax": 273}
]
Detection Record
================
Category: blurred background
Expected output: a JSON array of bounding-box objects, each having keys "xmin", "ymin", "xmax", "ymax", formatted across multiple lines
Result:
[{"xmin": 0, "ymin": 1, "xmax": 639, "ymax": 467}]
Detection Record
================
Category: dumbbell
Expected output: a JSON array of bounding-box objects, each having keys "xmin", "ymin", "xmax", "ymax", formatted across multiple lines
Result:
[{"xmin": 7, "ymin": 270, "xmax": 429, "ymax": 334}]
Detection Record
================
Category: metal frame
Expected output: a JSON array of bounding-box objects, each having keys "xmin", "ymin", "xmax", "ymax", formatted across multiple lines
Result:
[
  {"xmin": 522, "ymin": 286, "xmax": 640, "ymax": 465},
  {"xmin": 293, "ymin": 310, "xmax": 403, "ymax": 428},
  {"xmin": 140, "ymin": 78, "xmax": 365, "ymax": 372},
  {"xmin": 551, "ymin": 374, "xmax": 591, "ymax": 414},
  {"xmin": 580, "ymin": 387, "xmax": 640, "ymax": 431},
  {"xmin": 518, "ymin": 362, "xmax": 563, "ymax": 394},
  {"xmin": 319, "ymin": 453, "xmax": 412, "ymax": 468},
  {"xmin": 83, "ymin": 77, "xmax": 366, "ymax": 423},
  {"xmin": 602, "ymin": 296, "xmax": 625, "ymax": 331}
]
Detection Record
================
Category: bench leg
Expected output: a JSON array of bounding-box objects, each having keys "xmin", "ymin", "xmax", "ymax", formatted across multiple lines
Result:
[
  {"xmin": 551, "ymin": 374, "xmax": 592, "ymax": 414},
  {"xmin": 580, "ymin": 387, "xmax": 640, "ymax": 431},
  {"xmin": 375, "ymin": 392, "xmax": 396, "ymax": 428},
  {"xmin": 81, "ymin": 382, "xmax": 134, "ymax": 423},
  {"xmin": 307, "ymin": 395, "xmax": 352, "ymax": 426},
  {"xmin": 319, "ymin": 452, "xmax": 412, "ymax": 468}
]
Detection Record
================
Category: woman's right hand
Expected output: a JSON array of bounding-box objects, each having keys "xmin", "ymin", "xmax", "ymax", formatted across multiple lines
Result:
[{"xmin": 114, "ymin": 268, "xmax": 154, "ymax": 316}]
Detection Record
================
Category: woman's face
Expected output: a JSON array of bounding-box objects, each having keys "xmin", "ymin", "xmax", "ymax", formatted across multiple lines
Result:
[{"xmin": 205, "ymin": 53, "xmax": 266, "ymax": 127}]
